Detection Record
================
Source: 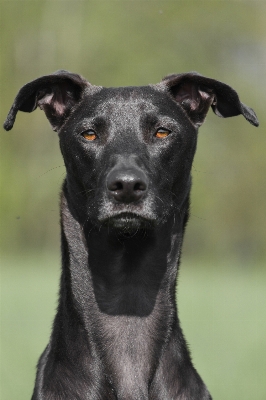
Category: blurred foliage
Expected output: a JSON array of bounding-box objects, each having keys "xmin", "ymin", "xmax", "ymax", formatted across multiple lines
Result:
[{"xmin": 0, "ymin": 0, "xmax": 265, "ymax": 262}]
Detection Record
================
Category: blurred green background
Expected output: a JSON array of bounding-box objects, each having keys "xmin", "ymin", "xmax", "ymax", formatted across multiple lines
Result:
[{"xmin": 0, "ymin": 1, "xmax": 265, "ymax": 399}]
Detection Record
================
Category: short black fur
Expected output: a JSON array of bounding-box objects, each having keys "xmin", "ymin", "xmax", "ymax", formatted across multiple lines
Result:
[{"xmin": 4, "ymin": 71, "xmax": 258, "ymax": 400}]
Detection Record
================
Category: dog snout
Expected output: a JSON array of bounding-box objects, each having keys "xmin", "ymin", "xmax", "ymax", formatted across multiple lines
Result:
[{"xmin": 106, "ymin": 168, "xmax": 148, "ymax": 204}]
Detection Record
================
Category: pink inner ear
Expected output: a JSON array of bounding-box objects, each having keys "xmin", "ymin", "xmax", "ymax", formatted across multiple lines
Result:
[
  {"xmin": 174, "ymin": 83, "xmax": 200, "ymax": 111},
  {"xmin": 38, "ymin": 92, "xmax": 66, "ymax": 116},
  {"xmin": 53, "ymin": 98, "xmax": 66, "ymax": 115}
]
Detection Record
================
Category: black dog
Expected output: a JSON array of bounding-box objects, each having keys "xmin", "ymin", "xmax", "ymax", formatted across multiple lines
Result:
[{"xmin": 4, "ymin": 71, "xmax": 258, "ymax": 399}]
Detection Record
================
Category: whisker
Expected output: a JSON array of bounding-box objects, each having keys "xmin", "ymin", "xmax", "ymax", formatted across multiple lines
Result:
[
  {"xmin": 77, "ymin": 188, "xmax": 96, "ymax": 195},
  {"xmin": 38, "ymin": 165, "xmax": 65, "ymax": 178},
  {"xmin": 154, "ymin": 194, "xmax": 164, "ymax": 204}
]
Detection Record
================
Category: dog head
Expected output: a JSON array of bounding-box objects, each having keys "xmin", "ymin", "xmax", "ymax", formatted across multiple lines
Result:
[{"xmin": 4, "ymin": 71, "xmax": 259, "ymax": 233}]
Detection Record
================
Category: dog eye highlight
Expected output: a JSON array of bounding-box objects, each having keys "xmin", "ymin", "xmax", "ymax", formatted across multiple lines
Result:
[
  {"xmin": 155, "ymin": 128, "xmax": 171, "ymax": 139},
  {"xmin": 82, "ymin": 130, "xmax": 97, "ymax": 141}
]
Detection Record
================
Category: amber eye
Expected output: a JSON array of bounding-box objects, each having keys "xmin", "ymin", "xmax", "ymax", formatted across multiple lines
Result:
[
  {"xmin": 155, "ymin": 128, "xmax": 171, "ymax": 139},
  {"xmin": 82, "ymin": 130, "xmax": 97, "ymax": 141}
]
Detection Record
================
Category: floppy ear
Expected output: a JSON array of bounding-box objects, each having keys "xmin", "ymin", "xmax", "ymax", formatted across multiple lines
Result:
[
  {"xmin": 3, "ymin": 70, "xmax": 89, "ymax": 132},
  {"xmin": 162, "ymin": 72, "xmax": 259, "ymax": 128}
]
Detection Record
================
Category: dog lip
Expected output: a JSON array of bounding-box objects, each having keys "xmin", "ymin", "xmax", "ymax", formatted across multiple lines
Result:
[{"xmin": 99, "ymin": 211, "xmax": 156, "ymax": 228}]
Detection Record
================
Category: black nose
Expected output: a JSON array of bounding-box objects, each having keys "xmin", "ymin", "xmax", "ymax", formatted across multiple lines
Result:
[{"xmin": 107, "ymin": 169, "xmax": 148, "ymax": 203}]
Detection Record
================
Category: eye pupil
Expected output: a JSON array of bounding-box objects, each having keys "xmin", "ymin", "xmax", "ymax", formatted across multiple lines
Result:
[
  {"xmin": 83, "ymin": 130, "xmax": 96, "ymax": 141},
  {"xmin": 155, "ymin": 128, "xmax": 170, "ymax": 138}
]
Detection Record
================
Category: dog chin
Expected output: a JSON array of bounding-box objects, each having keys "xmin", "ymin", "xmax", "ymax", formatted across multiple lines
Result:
[{"xmin": 100, "ymin": 212, "xmax": 155, "ymax": 233}]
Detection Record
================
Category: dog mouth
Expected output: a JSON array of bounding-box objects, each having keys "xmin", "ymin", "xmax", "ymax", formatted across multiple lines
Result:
[{"xmin": 100, "ymin": 212, "xmax": 155, "ymax": 233}]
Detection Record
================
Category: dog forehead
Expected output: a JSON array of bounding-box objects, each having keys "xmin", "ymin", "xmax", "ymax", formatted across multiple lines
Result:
[
  {"xmin": 83, "ymin": 85, "xmax": 169, "ymax": 118},
  {"xmin": 99, "ymin": 99, "xmax": 156, "ymax": 118}
]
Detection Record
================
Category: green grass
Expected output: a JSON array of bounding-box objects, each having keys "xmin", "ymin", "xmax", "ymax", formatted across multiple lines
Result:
[
  {"xmin": 178, "ymin": 260, "xmax": 266, "ymax": 399},
  {"xmin": 1, "ymin": 254, "xmax": 265, "ymax": 400}
]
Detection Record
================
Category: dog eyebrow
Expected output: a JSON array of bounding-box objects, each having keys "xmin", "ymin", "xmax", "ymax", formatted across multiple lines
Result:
[
  {"xmin": 140, "ymin": 112, "xmax": 158, "ymax": 127},
  {"xmin": 75, "ymin": 116, "xmax": 107, "ymax": 130}
]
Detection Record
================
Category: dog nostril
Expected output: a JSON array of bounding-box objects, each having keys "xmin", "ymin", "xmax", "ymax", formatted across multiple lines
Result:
[
  {"xmin": 109, "ymin": 181, "xmax": 123, "ymax": 192},
  {"xmin": 134, "ymin": 181, "xmax": 146, "ymax": 192}
]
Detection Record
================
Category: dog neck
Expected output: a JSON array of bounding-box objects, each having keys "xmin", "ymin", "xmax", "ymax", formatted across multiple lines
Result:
[{"xmin": 57, "ymin": 181, "xmax": 188, "ymax": 398}]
